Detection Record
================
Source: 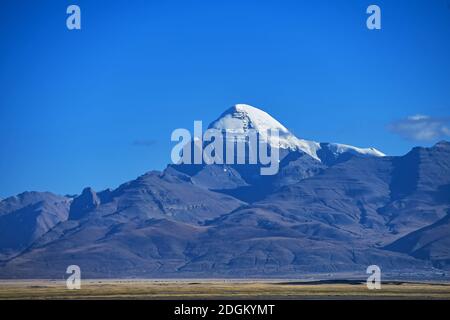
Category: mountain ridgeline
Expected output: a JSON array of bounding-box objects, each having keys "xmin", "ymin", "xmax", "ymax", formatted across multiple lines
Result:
[{"xmin": 0, "ymin": 104, "xmax": 449, "ymax": 279}]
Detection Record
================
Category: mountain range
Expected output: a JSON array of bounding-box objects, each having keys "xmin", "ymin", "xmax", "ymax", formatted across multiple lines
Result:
[{"xmin": 1, "ymin": 104, "xmax": 449, "ymax": 280}]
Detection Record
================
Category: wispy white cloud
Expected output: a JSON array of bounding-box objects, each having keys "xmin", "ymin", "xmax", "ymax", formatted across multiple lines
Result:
[{"xmin": 388, "ymin": 115, "xmax": 450, "ymax": 141}]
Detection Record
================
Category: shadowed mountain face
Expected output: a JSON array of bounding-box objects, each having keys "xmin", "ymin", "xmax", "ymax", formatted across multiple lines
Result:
[
  {"xmin": 0, "ymin": 192, "xmax": 71, "ymax": 261},
  {"xmin": 385, "ymin": 213, "xmax": 450, "ymax": 270},
  {"xmin": 0, "ymin": 105, "xmax": 449, "ymax": 279}
]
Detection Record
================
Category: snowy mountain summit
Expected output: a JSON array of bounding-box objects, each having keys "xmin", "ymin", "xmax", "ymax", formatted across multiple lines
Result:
[{"xmin": 208, "ymin": 104, "xmax": 385, "ymax": 161}]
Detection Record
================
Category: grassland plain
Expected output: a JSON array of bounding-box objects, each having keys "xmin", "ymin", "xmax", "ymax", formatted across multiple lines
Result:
[{"xmin": 1, "ymin": 280, "xmax": 450, "ymax": 300}]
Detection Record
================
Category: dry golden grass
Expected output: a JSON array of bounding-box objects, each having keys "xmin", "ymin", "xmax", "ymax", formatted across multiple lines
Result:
[{"xmin": 1, "ymin": 280, "xmax": 450, "ymax": 300}]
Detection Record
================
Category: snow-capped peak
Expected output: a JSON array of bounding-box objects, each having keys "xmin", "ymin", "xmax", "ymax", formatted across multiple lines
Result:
[
  {"xmin": 209, "ymin": 104, "xmax": 321, "ymax": 159},
  {"xmin": 207, "ymin": 104, "xmax": 385, "ymax": 161},
  {"xmin": 212, "ymin": 104, "xmax": 290, "ymax": 134}
]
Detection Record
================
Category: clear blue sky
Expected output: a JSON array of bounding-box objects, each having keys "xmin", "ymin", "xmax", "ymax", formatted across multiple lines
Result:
[{"xmin": 1, "ymin": 0, "xmax": 449, "ymax": 197}]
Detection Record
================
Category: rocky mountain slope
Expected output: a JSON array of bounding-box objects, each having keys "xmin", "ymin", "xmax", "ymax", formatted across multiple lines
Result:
[{"xmin": 0, "ymin": 105, "xmax": 449, "ymax": 279}]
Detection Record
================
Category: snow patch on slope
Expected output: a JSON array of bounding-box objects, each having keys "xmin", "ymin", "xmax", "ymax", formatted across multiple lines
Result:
[{"xmin": 323, "ymin": 143, "xmax": 386, "ymax": 157}]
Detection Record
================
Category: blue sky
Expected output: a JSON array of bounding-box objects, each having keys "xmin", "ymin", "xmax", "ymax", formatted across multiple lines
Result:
[{"xmin": 1, "ymin": 0, "xmax": 449, "ymax": 197}]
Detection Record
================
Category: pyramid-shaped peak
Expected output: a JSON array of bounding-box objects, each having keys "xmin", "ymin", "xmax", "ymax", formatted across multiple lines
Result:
[
  {"xmin": 211, "ymin": 104, "xmax": 290, "ymax": 134},
  {"xmin": 208, "ymin": 104, "xmax": 321, "ymax": 158},
  {"xmin": 207, "ymin": 104, "xmax": 385, "ymax": 161},
  {"xmin": 231, "ymin": 103, "xmax": 269, "ymax": 114}
]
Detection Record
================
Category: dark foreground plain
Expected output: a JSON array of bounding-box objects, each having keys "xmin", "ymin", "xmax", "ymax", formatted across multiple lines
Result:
[{"xmin": 1, "ymin": 280, "xmax": 450, "ymax": 300}]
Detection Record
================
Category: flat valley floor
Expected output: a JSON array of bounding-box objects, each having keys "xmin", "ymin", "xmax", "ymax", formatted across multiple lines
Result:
[{"xmin": 1, "ymin": 280, "xmax": 450, "ymax": 300}]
